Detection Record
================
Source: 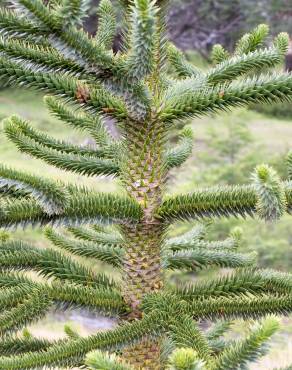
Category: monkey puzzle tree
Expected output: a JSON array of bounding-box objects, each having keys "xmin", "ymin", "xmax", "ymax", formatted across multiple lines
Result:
[{"xmin": 0, "ymin": 1, "xmax": 292, "ymax": 369}]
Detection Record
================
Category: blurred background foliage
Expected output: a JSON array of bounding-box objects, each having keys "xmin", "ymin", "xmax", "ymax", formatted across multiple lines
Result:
[{"xmin": 0, "ymin": 0, "xmax": 292, "ymax": 368}]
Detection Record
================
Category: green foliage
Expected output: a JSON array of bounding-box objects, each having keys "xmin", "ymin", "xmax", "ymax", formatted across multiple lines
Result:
[
  {"xmin": 235, "ymin": 24, "xmax": 270, "ymax": 55},
  {"xmin": 45, "ymin": 227, "xmax": 123, "ymax": 267},
  {"xmin": 167, "ymin": 348, "xmax": 205, "ymax": 370},
  {"xmin": 211, "ymin": 44, "xmax": 229, "ymax": 65},
  {"xmin": 125, "ymin": 0, "xmax": 157, "ymax": 80},
  {"xmin": 167, "ymin": 43, "xmax": 202, "ymax": 78},
  {"xmin": 165, "ymin": 127, "xmax": 194, "ymax": 169},
  {"xmin": 253, "ymin": 164, "xmax": 287, "ymax": 221},
  {"xmin": 95, "ymin": 0, "xmax": 117, "ymax": 49},
  {"xmin": 86, "ymin": 350, "xmax": 134, "ymax": 369},
  {"xmin": 0, "ymin": 2, "xmax": 291, "ymax": 369},
  {"xmin": 0, "ymin": 163, "xmax": 69, "ymax": 215},
  {"xmin": 168, "ymin": 315, "xmax": 211, "ymax": 361},
  {"xmin": 56, "ymin": 0, "xmax": 91, "ymax": 28},
  {"xmin": 211, "ymin": 316, "xmax": 279, "ymax": 369}
]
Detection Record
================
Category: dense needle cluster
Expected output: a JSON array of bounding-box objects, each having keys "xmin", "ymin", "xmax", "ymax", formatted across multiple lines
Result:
[{"xmin": 0, "ymin": 0, "xmax": 291, "ymax": 369}]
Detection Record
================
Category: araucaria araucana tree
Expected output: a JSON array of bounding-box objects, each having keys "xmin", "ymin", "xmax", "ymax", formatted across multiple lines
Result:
[{"xmin": 0, "ymin": 1, "xmax": 292, "ymax": 369}]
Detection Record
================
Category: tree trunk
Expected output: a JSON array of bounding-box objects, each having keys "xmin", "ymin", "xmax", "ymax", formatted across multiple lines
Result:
[{"xmin": 120, "ymin": 118, "xmax": 165, "ymax": 368}]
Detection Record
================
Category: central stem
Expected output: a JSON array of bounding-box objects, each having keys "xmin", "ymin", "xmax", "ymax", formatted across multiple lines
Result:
[
  {"xmin": 120, "ymin": 118, "xmax": 165, "ymax": 368},
  {"xmin": 122, "ymin": 221, "xmax": 164, "ymax": 318}
]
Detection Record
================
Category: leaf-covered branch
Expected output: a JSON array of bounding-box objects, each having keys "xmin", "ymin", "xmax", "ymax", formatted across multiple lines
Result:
[
  {"xmin": 161, "ymin": 73, "xmax": 292, "ymax": 122},
  {"xmin": 157, "ymin": 181, "xmax": 292, "ymax": 222},
  {"xmin": 0, "ymin": 190, "xmax": 142, "ymax": 229}
]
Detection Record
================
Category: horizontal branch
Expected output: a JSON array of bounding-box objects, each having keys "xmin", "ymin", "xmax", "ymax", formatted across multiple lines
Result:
[
  {"xmin": 0, "ymin": 164, "xmax": 69, "ymax": 215},
  {"xmin": 0, "ymin": 38, "xmax": 86, "ymax": 78},
  {"xmin": 9, "ymin": 116, "xmax": 111, "ymax": 157},
  {"xmin": 4, "ymin": 117, "xmax": 119, "ymax": 177},
  {"xmin": 157, "ymin": 182, "xmax": 292, "ymax": 222},
  {"xmin": 0, "ymin": 285, "xmax": 32, "ymax": 311},
  {"xmin": 0, "ymin": 8, "xmax": 44, "ymax": 39},
  {"xmin": 205, "ymin": 46, "xmax": 286, "ymax": 85},
  {"xmin": 0, "ymin": 190, "xmax": 142, "ymax": 229},
  {"xmin": 143, "ymin": 291, "xmax": 292, "ymax": 321},
  {"xmin": 165, "ymin": 224, "xmax": 206, "ymax": 249},
  {"xmin": 164, "ymin": 250, "xmax": 256, "ymax": 270},
  {"xmin": 0, "ymin": 240, "xmax": 116, "ymax": 288},
  {"xmin": 175, "ymin": 269, "xmax": 292, "ymax": 299},
  {"xmin": 67, "ymin": 226, "xmax": 122, "ymax": 245},
  {"xmin": 0, "ymin": 56, "xmax": 127, "ymax": 119},
  {"xmin": 0, "ymin": 334, "xmax": 54, "ymax": 356},
  {"xmin": 0, "ymin": 288, "xmax": 52, "ymax": 335},
  {"xmin": 165, "ymin": 227, "xmax": 241, "ymax": 252},
  {"xmin": 0, "ymin": 281, "xmax": 127, "ymax": 321},
  {"xmin": 45, "ymin": 228, "xmax": 123, "ymax": 268},
  {"xmin": 44, "ymin": 96, "xmax": 112, "ymax": 147},
  {"xmin": 160, "ymin": 73, "xmax": 292, "ymax": 122},
  {"xmin": 50, "ymin": 283, "xmax": 128, "ymax": 316}
]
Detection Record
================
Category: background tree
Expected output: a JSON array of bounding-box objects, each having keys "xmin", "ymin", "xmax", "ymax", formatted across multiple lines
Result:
[
  {"xmin": 0, "ymin": 1, "xmax": 292, "ymax": 369},
  {"xmin": 167, "ymin": 0, "xmax": 292, "ymax": 59}
]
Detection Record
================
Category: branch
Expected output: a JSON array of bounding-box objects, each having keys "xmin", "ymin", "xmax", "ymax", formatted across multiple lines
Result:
[
  {"xmin": 0, "ymin": 334, "xmax": 53, "ymax": 356},
  {"xmin": 175, "ymin": 269, "xmax": 292, "ymax": 299},
  {"xmin": 56, "ymin": 0, "xmax": 90, "ymax": 28},
  {"xmin": 212, "ymin": 316, "xmax": 279, "ymax": 370},
  {"xmin": 167, "ymin": 42, "xmax": 202, "ymax": 78},
  {"xmin": 0, "ymin": 190, "xmax": 142, "ymax": 229},
  {"xmin": 44, "ymin": 96, "xmax": 112, "ymax": 147},
  {"xmin": 165, "ymin": 227, "xmax": 241, "ymax": 252},
  {"xmin": 0, "ymin": 38, "xmax": 86, "ymax": 78},
  {"xmin": 143, "ymin": 291, "xmax": 292, "ymax": 321},
  {"xmin": 164, "ymin": 250, "xmax": 256, "ymax": 270},
  {"xmin": 157, "ymin": 182, "xmax": 292, "ymax": 222},
  {"xmin": 0, "ymin": 57, "xmax": 127, "ymax": 119},
  {"xmin": 168, "ymin": 314, "xmax": 212, "ymax": 362},
  {"xmin": 67, "ymin": 225, "xmax": 122, "ymax": 245},
  {"xmin": 4, "ymin": 116, "xmax": 119, "ymax": 177},
  {"xmin": 0, "ymin": 288, "xmax": 52, "ymax": 335},
  {"xmin": 165, "ymin": 224, "xmax": 206, "ymax": 249},
  {"xmin": 50, "ymin": 283, "xmax": 128, "ymax": 316},
  {"xmin": 45, "ymin": 228, "xmax": 123, "ymax": 268},
  {"xmin": 206, "ymin": 45, "xmax": 287, "ymax": 86},
  {"xmin": 0, "ymin": 285, "xmax": 33, "ymax": 311},
  {"xmin": 211, "ymin": 44, "xmax": 229, "ymax": 64},
  {"xmin": 125, "ymin": 0, "xmax": 157, "ymax": 81},
  {"xmin": 0, "ymin": 8, "xmax": 43, "ymax": 39},
  {"xmin": 164, "ymin": 127, "xmax": 193, "ymax": 170},
  {"xmin": 235, "ymin": 24, "xmax": 270, "ymax": 55},
  {"xmin": 0, "ymin": 240, "xmax": 116, "ymax": 288},
  {"xmin": 0, "ymin": 164, "xmax": 69, "ymax": 215},
  {"xmin": 95, "ymin": 0, "xmax": 117, "ymax": 49},
  {"xmin": 0, "ymin": 311, "xmax": 165, "ymax": 369},
  {"xmin": 8, "ymin": 115, "xmax": 112, "ymax": 157},
  {"xmin": 86, "ymin": 350, "xmax": 134, "ymax": 370},
  {"xmin": 160, "ymin": 73, "xmax": 292, "ymax": 122}
]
